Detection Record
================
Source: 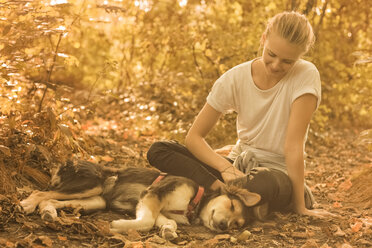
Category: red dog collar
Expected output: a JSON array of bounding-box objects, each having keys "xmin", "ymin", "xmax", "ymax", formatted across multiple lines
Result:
[{"xmin": 151, "ymin": 173, "xmax": 204, "ymax": 217}]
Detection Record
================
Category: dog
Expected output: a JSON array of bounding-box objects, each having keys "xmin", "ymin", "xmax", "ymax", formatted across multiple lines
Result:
[{"xmin": 20, "ymin": 160, "xmax": 261, "ymax": 240}]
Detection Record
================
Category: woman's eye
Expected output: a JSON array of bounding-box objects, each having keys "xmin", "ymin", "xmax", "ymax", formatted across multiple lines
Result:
[{"xmin": 268, "ymin": 52, "xmax": 275, "ymax": 57}]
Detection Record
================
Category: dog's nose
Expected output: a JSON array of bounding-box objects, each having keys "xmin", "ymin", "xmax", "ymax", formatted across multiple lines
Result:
[{"xmin": 218, "ymin": 220, "xmax": 228, "ymax": 231}]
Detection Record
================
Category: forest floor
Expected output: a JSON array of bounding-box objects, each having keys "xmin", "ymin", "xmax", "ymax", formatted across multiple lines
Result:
[{"xmin": 0, "ymin": 118, "xmax": 371, "ymax": 248}]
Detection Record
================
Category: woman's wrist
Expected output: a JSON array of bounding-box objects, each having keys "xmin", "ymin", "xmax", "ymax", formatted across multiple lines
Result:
[{"xmin": 220, "ymin": 165, "xmax": 233, "ymax": 173}]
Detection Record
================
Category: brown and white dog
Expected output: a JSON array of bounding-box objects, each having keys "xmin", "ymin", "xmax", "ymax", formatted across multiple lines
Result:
[{"xmin": 20, "ymin": 160, "xmax": 261, "ymax": 240}]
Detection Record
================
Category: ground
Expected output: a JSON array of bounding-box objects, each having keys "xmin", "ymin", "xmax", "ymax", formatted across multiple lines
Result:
[{"xmin": 0, "ymin": 126, "xmax": 371, "ymax": 248}]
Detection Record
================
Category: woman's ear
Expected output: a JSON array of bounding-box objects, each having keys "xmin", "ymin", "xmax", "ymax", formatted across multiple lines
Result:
[{"xmin": 261, "ymin": 33, "xmax": 266, "ymax": 46}]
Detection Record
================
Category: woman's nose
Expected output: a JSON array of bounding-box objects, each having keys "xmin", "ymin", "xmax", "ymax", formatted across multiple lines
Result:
[{"xmin": 272, "ymin": 59, "xmax": 281, "ymax": 70}]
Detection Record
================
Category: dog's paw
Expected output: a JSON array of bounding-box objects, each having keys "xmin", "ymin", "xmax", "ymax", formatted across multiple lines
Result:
[
  {"xmin": 20, "ymin": 199, "xmax": 37, "ymax": 214},
  {"xmin": 40, "ymin": 205, "xmax": 57, "ymax": 222},
  {"xmin": 160, "ymin": 224, "xmax": 178, "ymax": 240}
]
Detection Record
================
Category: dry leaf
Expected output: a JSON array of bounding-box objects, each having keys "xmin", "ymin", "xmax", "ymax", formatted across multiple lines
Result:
[
  {"xmin": 350, "ymin": 221, "xmax": 363, "ymax": 233},
  {"xmin": 291, "ymin": 231, "xmax": 308, "ymax": 239},
  {"xmin": 37, "ymin": 236, "xmax": 53, "ymax": 248},
  {"xmin": 202, "ymin": 238, "xmax": 219, "ymax": 247},
  {"xmin": 333, "ymin": 202, "xmax": 343, "ymax": 208},
  {"xmin": 0, "ymin": 145, "xmax": 11, "ymax": 156},
  {"xmin": 148, "ymin": 235, "xmax": 166, "ymax": 244},
  {"xmin": 333, "ymin": 226, "xmax": 346, "ymax": 237},
  {"xmin": 338, "ymin": 179, "xmax": 352, "ymax": 191},
  {"xmin": 214, "ymin": 234, "xmax": 230, "ymax": 240},
  {"xmin": 22, "ymin": 221, "xmax": 40, "ymax": 230},
  {"xmin": 57, "ymin": 236, "xmax": 67, "ymax": 241},
  {"xmin": 237, "ymin": 230, "xmax": 252, "ymax": 241},
  {"xmin": 131, "ymin": 242, "xmax": 143, "ymax": 248},
  {"xmin": 126, "ymin": 229, "xmax": 142, "ymax": 240},
  {"xmin": 101, "ymin": 155, "xmax": 114, "ymax": 162},
  {"xmin": 340, "ymin": 244, "xmax": 352, "ymax": 248}
]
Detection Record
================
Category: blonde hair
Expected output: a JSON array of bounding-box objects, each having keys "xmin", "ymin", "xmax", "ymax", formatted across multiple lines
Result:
[{"xmin": 263, "ymin": 11, "xmax": 315, "ymax": 53}]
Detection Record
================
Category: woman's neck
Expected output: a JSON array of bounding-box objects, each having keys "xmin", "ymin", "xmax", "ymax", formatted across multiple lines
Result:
[{"xmin": 251, "ymin": 59, "xmax": 282, "ymax": 90}]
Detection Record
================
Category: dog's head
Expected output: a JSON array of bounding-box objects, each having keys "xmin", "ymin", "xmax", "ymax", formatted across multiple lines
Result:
[{"xmin": 199, "ymin": 185, "xmax": 261, "ymax": 232}]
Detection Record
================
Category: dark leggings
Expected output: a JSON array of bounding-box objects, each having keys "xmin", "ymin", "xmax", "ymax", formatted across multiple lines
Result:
[{"xmin": 147, "ymin": 140, "xmax": 292, "ymax": 211}]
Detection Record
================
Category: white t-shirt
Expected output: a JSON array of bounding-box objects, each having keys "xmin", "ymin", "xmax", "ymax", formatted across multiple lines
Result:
[{"xmin": 207, "ymin": 58, "xmax": 321, "ymax": 158}]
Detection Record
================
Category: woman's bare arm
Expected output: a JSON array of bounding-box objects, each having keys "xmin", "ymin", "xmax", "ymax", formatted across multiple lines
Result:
[
  {"xmin": 185, "ymin": 103, "xmax": 245, "ymax": 184},
  {"xmin": 285, "ymin": 94, "xmax": 334, "ymax": 218}
]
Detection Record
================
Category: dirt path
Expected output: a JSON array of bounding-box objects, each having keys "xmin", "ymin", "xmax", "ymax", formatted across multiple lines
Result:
[{"xmin": 0, "ymin": 127, "xmax": 371, "ymax": 248}]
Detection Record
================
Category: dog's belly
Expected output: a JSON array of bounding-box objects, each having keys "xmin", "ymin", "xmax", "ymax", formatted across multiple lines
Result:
[{"xmin": 105, "ymin": 183, "xmax": 148, "ymax": 214}]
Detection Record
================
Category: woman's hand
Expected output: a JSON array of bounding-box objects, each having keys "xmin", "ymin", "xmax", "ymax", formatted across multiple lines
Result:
[{"xmin": 220, "ymin": 166, "xmax": 246, "ymax": 182}]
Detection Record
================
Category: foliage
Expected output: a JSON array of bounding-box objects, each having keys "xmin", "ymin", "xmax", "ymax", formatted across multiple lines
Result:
[{"xmin": 0, "ymin": 0, "xmax": 371, "ymax": 151}]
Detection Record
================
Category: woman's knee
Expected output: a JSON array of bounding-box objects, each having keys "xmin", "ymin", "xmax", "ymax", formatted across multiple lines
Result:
[{"xmin": 147, "ymin": 141, "xmax": 169, "ymax": 164}]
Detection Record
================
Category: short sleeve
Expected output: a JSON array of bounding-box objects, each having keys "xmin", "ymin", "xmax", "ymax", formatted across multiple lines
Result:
[
  {"xmin": 291, "ymin": 68, "xmax": 322, "ymax": 109},
  {"xmin": 206, "ymin": 71, "xmax": 236, "ymax": 114}
]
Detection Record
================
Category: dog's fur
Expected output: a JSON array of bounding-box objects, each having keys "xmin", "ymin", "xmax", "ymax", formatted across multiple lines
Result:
[{"xmin": 20, "ymin": 160, "xmax": 261, "ymax": 239}]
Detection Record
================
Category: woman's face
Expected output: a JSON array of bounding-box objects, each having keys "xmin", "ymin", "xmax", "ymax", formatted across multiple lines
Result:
[{"xmin": 261, "ymin": 32, "xmax": 304, "ymax": 80}]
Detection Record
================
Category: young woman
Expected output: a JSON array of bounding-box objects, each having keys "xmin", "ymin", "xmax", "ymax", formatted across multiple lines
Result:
[{"xmin": 147, "ymin": 11, "xmax": 333, "ymax": 219}]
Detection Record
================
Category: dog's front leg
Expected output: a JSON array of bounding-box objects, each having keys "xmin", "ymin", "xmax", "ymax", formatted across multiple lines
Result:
[
  {"xmin": 155, "ymin": 213, "xmax": 178, "ymax": 240},
  {"xmin": 20, "ymin": 191, "xmax": 48, "ymax": 214},
  {"xmin": 110, "ymin": 196, "xmax": 159, "ymax": 233}
]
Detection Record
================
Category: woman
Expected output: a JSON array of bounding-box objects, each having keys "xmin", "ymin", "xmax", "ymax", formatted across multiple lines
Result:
[{"xmin": 147, "ymin": 11, "xmax": 333, "ymax": 219}]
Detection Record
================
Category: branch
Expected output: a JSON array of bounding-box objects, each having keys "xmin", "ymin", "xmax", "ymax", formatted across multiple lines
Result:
[{"xmin": 38, "ymin": 32, "xmax": 63, "ymax": 112}]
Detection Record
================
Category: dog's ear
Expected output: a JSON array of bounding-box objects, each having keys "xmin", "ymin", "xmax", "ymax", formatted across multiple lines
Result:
[{"xmin": 233, "ymin": 188, "xmax": 261, "ymax": 207}]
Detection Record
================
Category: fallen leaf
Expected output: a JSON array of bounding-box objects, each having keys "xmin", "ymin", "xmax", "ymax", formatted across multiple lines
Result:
[
  {"xmin": 177, "ymin": 240, "xmax": 188, "ymax": 245},
  {"xmin": 147, "ymin": 235, "xmax": 166, "ymax": 244},
  {"xmin": 131, "ymin": 241, "xmax": 143, "ymax": 248},
  {"xmin": 0, "ymin": 145, "xmax": 11, "ymax": 156},
  {"xmin": 101, "ymin": 155, "xmax": 114, "ymax": 162},
  {"xmin": 338, "ymin": 179, "xmax": 352, "ymax": 191},
  {"xmin": 37, "ymin": 236, "xmax": 53, "ymax": 248},
  {"xmin": 126, "ymin": 229, "xmax": 142, "ymax": 240},
  {"xmin": 333, "ymin": 202, "xmax": 343, "ymax": 208},
  {"xmin": 230, "ymin": 236, "xmax": 237, "ymax": 243},
  {"xmin": 340, "ymin": 243, "xmax": 352, "ymax": 248},
  {"xmin": 251, "ymin": 227, "xmax": 263, "ymax": 232},
  {"xmin": 109, "ymin": 233, "xmax": 127, "ymax": 244},
  {"xmin": 22, "ymin": 221, "xmax": 41, "ymax": 230},
  {"xmin": 237, "ymin": 230, "xmax": 252, "ymax": 241},
  {"xmin": 214, "ymin": 234, "xmax": 230, "ymax": 240},
  {"xmin": 57, "ymin": 236, "xmax": 67, "ymax": 241},
  {"xmin": 202, "ymin": 238, "xmax": 218, "ymax": 247},
  {"xmin": 360, "ymin": 216, "xmax": 372, "ymax": 228},
  {"xmin": 357, "ymin": 239, "xmax": 372, "ymax": 246},
  {"xmin": 333, "ymin": 226, "xmax": 346, "ymax": 237},
  {"xmin": 350, "ymin": 221, "xmax": 363, "ymax": 233},
  {"xmin": 291, "ymin": 232, "xmax": 307, "ymax": 239},
  {"xmin": 6, "ymin": 241, "xmax": 14, "ymax": 247},
  {"xmin": 94, "ymin": 219, "xmax": 110, "ymax": 235}
]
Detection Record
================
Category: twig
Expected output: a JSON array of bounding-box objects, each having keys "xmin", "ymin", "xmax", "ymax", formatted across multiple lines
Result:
[{"xmin": 38, "ymin": 32, "xmax": 63, "ymax": 112}]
